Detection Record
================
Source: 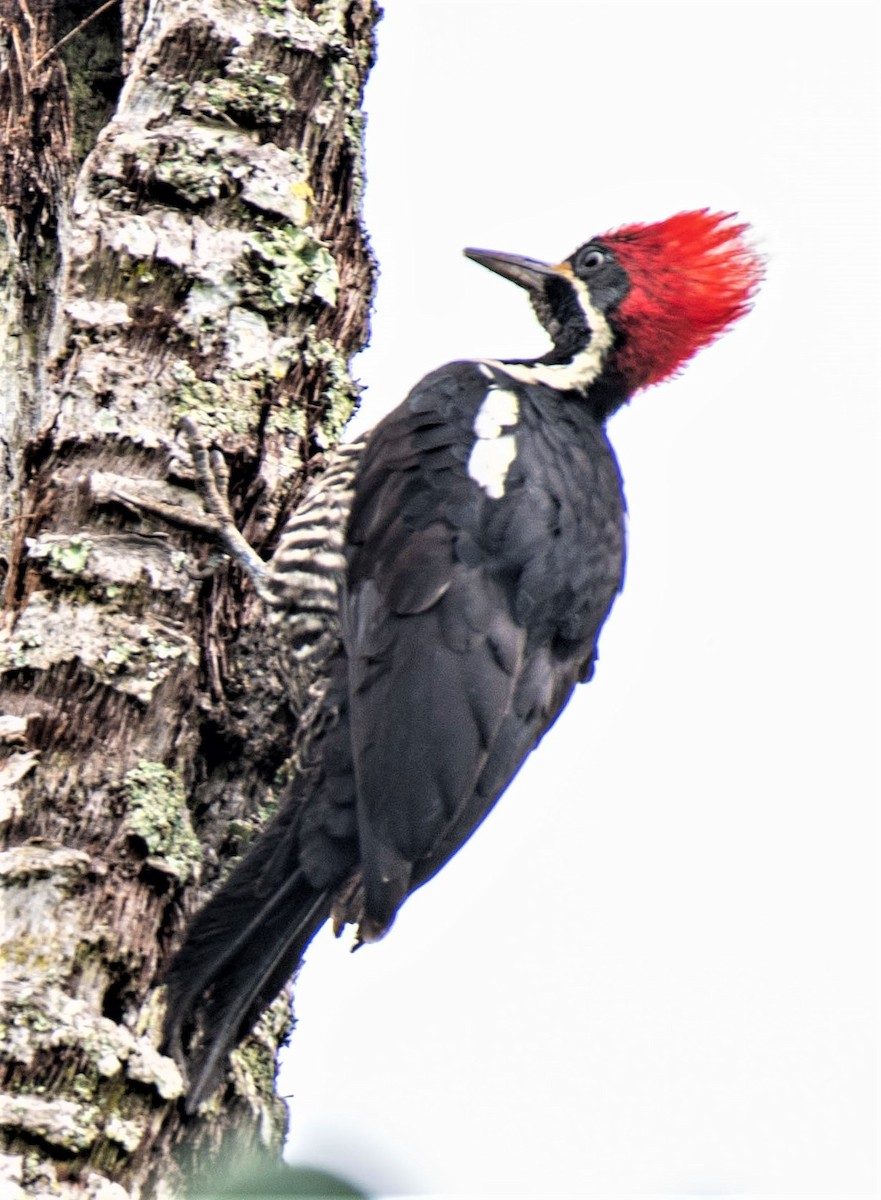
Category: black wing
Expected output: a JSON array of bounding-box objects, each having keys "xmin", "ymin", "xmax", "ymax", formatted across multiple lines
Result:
[
  {"xmin": 342, "ymin": 362, "xmax": 625, "ymax": 937},
  {"xmin": 342, "ymin": 365, "xmax": 522, "ymax": 935}
]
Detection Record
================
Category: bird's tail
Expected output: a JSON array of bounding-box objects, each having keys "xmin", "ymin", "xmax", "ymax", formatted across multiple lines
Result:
[
  {"xmin": 162, "ymin": 815, "xmax": 332, "ymax": 1111},
  {"xmin": 163, "ymin": 651, "xmax": 357, "ymax": 1111}
]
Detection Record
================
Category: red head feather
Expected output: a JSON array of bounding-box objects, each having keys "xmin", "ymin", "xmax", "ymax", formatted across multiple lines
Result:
[{"xmin": 598, "ymin": 210, "xmax": 764, "ymax": 390}]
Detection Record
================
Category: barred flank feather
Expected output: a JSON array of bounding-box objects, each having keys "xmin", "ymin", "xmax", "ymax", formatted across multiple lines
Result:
[{"xmin": 266, "ymin": 440, "xmax": 366, "ymax": 666}]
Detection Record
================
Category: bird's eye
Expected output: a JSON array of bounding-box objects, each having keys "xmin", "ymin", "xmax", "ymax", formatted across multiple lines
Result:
[{"xmin": 576, "ymin": 248, "xmax": 605, "ymax": 274}]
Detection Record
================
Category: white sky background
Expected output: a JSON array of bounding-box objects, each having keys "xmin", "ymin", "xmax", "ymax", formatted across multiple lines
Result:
[{"xmin": 282, "ymin": 1, "xmax": 880, "ymax": 1195}]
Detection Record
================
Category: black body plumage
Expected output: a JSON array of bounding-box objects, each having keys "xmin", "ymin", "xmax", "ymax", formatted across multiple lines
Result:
[
  {"xmin": 344, "ymin": 361, "xmax": 626, "ymax": 934},
  {"xmin": 163, "ymin": 238, "xmax": 658, "ymax": 1110}
]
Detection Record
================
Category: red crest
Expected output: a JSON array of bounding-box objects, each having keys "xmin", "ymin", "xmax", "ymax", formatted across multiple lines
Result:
[{"xmin": 599, "ymin": 210, "xmax": 764, "ymax": 389}]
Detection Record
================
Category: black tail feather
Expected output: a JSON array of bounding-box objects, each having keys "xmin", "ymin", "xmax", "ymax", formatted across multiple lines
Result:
[
  {"xmin": 182, "ymin": 884, "xmax": 329, "ymax": 1113},
  {"xmin": 163, "ymin": 821, "xmax": 331, "ymax": 1110},
  {"xmin": 164, "ymin": 650, "xmax": 357, "ymax": 1108}
]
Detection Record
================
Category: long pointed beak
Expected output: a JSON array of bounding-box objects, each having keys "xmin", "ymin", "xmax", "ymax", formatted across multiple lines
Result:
[{"xmin": 463, "ymin": 248, "xmax": 570, "ymax": 290}]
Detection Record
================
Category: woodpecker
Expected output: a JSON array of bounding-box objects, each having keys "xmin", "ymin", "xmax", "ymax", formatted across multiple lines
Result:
[{"xmin": 163, "ymin": 210, "xmax": 763, "ymax": 1110}]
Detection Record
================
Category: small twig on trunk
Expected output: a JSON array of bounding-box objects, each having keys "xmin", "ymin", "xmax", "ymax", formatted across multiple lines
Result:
[{"xmin": 30, "ymin": 0, "xmax": 119, "ymax": 73}]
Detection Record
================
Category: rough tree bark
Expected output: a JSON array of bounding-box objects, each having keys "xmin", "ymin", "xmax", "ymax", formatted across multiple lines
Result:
[{"xmin": 0, "ymin": 0, "xmax": 378, "ymax": 1195}]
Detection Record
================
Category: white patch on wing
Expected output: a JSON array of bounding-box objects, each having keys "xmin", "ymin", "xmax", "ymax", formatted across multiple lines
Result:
[
  {"xmin": 473, "ymin": 387, "xmax": 519, "ymax": 438},
  {"xmin": 479, "ymin": 276, "xmax": 615, "ymax": 394},
  {"xmin": 467, "ymin": 434, "xmax": 517, "ymax": 500},
  {"xmin": 467, "ymin": 386, "xmax": 520, "ymax": 498}
]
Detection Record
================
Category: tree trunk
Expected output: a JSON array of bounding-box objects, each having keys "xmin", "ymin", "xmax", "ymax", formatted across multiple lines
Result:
[{"xmin": 0, "ymin": 0, "xmax": 378, "ymax": 1194}]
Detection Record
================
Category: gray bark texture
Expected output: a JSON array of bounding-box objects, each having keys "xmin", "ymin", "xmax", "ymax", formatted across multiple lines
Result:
[{"xmin": 0, "ymin": 0, "xmax": 378, "ymax": 1194}]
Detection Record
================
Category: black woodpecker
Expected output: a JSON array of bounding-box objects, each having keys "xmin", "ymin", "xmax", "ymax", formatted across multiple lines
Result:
[{"xmin": 163, "ymin": 210, "xmax": 763, "ymax": 1110}]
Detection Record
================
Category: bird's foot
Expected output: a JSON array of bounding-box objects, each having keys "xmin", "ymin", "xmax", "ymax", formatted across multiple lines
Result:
[
  {"xmin": 91, "ymin": 419, "xmax": 275, "ymax": 601},
  {"xmin": 177, "ymin": 417, "xmax": 273, "ymax": 598}
]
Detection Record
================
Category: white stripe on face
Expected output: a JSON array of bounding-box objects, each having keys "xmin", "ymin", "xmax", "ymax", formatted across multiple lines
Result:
[{"xmin": 482, "ymin": 274, "xmax": 615, "ymax": 394}]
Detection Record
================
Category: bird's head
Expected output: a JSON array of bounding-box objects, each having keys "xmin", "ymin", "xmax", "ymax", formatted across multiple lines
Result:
[{"xmin": 465, "ymin": 210, "xmax": 764, "ymax": 406}]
